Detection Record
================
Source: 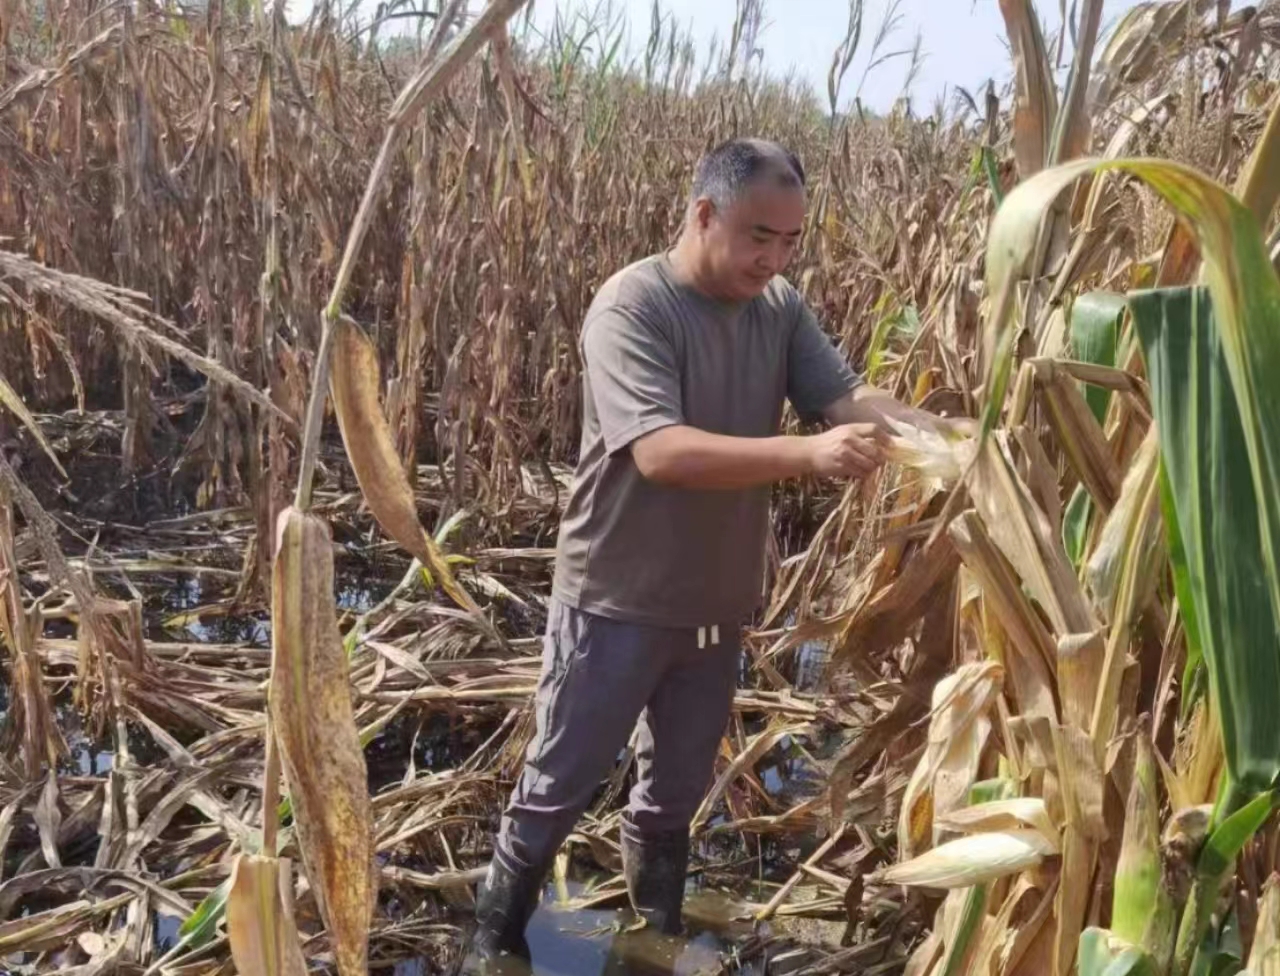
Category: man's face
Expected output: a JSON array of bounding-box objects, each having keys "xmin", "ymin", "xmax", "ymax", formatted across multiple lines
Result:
[{"xmin": 694, "ymin": 181, "xmax": 806, "ymax": 302}]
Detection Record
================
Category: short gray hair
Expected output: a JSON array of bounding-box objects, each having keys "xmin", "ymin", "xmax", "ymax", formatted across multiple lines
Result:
[{"xmin": 690, "ymin": 139, "xmax": 806, "ymax": 210}]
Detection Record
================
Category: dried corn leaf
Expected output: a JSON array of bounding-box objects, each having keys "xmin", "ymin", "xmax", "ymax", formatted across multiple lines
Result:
[
  {"xmin": 950, "ymin": 512, "xmax": 1058, "ymax": 722},
  {"xmin": 227, "ymin": 854, "xmax": 309, "ymax": 976},
  {"xmin": 0, "ymin": 371, "xmax": 65, "ymax": 478},
  {"xmin": 692, "ymin": 721, "xmax": 812, "ymax": 831},
  {"xmin": 329, "ymin": 317, "xmax": 480, "ymax": 617},
  {"xmin": 270, "ymin": 506, "xmax": 374, "ymax": 976},
  {"xmin": 1031, "ymin": 359, "xmax": 1122, "ymax": 513},
  {"xmin": 966, "ymin": 436, "xmax": 1096, "ymax": 636},
  {"xmin": 998, "ymin": 0, "xmax": 1057, "ymax": 177},
  {"xmin": 1249, "ymin": 873, "xmax": 1280, "ymax": 975}
]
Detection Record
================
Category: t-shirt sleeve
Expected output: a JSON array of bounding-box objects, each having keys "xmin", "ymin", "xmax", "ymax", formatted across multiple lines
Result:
[
  {"xmin": 581, "ymin": 306, "xmax": 684, "ymax": 455},
  {"xmin": 787, "ymin": 301, "xmax": 862, "ymax": 421}
]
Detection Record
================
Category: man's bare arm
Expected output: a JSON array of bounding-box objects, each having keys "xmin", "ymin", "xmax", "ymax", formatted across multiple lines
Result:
[
  {"xmin": 630, "ymin": 423, "xmax": 887, "ymax": 490},
  {"xmin": 822, "ymin": 383, "xmax": 971, "ymax": 436}
]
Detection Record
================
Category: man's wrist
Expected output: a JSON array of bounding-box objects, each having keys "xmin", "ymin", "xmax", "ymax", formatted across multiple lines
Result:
[{"xmin": 784, "ymin": 434, "xmax": 817, "ymax": 477}]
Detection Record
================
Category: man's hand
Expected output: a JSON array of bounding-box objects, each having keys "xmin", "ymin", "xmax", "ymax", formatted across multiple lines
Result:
[{"xmin": 807, "ymin": 423, "xmax": 888, "ymax": 479}]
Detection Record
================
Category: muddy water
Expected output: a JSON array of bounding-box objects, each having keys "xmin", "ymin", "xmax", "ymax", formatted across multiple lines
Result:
[{"xmin": 427, "ymin": 880, "xmax": 762, "ymax": 976}]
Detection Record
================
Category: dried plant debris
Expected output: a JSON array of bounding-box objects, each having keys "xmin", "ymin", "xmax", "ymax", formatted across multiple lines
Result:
[{"xmin": 2, "ymin": 0, "xmax": 1280, "ymax": 974}]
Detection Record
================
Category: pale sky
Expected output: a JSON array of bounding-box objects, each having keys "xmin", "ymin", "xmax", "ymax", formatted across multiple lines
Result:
[
  {"xmin": 299, "ymin": 1, "xmax": 1240, "ymax": 113},
  {"xmin": 517, "ymin": 0, "xmax": 1152, "ymax": 112}
]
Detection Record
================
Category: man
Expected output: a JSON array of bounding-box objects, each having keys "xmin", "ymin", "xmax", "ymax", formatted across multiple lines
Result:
[{"xmin": 471, "ymin": 138, "xmax": 948, "ymax": 962}]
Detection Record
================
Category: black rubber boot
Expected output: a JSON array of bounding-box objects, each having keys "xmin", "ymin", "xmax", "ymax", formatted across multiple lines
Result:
[
  {"xmin": 620, "ymin": 825, "xmax": 690, "ymax": 936},
  {"xmin": 460, "ymin": 856, "xmax": 545, "ymax": 974}
]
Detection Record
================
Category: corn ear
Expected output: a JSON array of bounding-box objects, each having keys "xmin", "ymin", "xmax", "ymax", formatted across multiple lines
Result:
[
  {"xmin": 270, "ymin": 507, "xmax": 374, "ymax": 976},
  {"xmin": 328, "ymin": 316, "xmax": 480, "ymax": 617},
  {"xmin": 898, "ymin": 661, "xmax": 1003, "ymax": 858},
  {"xmin": 226, "ymin": 854, "xmax": 308, "ymax": 976},
  {"xmin": 1084, "ymin": 428, "xmax": 1162, "ymax": 624},
  {"xmin": 1112, "ymin": 724, "xmax": 1175, "ymax": 972},
  {"xmin": 884, "ymin": 417, "xmax": 977, "ymax": 490},
  {"xmin": 878, "ymin": 828, "xmax": 1057, "ymax": 890}
]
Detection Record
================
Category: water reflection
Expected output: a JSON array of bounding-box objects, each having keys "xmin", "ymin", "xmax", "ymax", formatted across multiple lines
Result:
[{"xmin": 425, "ymin": 882, "xmax": 760, "ymax": 976}]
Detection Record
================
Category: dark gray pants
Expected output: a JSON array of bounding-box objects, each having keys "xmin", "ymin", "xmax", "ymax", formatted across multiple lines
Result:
[{"xmin": 495, "ymin": 599, "xmax": 741, "ymax": 872}]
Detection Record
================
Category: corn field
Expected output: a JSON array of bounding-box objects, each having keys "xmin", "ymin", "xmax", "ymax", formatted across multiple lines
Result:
[{"xmin": 3, "ymin": 0, "xmax": 1280, "ymax": 973}]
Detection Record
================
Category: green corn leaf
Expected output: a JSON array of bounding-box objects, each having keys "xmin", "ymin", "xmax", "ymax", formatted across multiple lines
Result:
[
  {"xmin": 1063, "ymin": 484, "xmax": 1092, "ymax": 569},
  {"xmin": 1130, "ymin": 287, "xmax": 1280, "ymax": 794},
  {"xmin": 968, "ymin": 778, "xmax": 1017, "ymax": 804},
  {"xmin": 1199, "ymin": 791, "xmax": 1276, "ymax": 879},
  {"xmin": 935, "ymin": 777, "xmax": 1014, "ymax": 976},
  {"xmin": 981, "ymin": 146, "xmax": 1004, "ymax": 206},
  {"xmin": 1158, "ymin": 460, "xmax": 1205, "ymax": 724},
  {"xmin": 939, "ymin": 885, "xmax": 988, "ymax": 976},
  {"xmin": 986, "ymin": 158, "xmax": 1280, "ymax": 794},
  {"xmin": 1079, "ymin": 928, "xmax": 1159, "ymax": 976},
  {"xmin": 1175, "ymin": 792, "xmax": 1277, "ymax": 975},
  {"xmin": 175, "ymin": 876, "xmax": 232, "ymax": 952},
  {"xmin": 1070, "ymin": 291, "xmax": 1125, "ymax": 424}
]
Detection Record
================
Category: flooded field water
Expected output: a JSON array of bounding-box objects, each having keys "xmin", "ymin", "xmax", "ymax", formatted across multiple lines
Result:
[{"xmin": 2, "ymin": 514, "xmax": 858, "ymax": 976}]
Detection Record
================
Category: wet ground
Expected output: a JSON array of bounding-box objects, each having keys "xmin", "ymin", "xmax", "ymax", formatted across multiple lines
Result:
[{"xmin": 3, "ymin": 507, "xmax": 852, "ymax": 975}]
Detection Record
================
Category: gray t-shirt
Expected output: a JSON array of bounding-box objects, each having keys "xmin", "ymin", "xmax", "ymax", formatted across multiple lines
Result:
[{"xmin": 551, "ymin": 252, "xmax": 860, "ymax": 628}]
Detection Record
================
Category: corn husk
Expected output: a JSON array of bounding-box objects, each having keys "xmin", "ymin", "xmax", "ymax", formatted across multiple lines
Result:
[
  {"xmin": 878, "ymin": 829, "xmax": 1058, "ymax": 890},
  {"xmin": 885, "ymin": 417, "xmax": 978, "ymax": 491}
]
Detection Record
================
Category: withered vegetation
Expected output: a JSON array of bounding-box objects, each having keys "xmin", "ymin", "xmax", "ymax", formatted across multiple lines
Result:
[{"xmin": 3, "ymin": 0, "xmax": 1280, "ymax": 974}]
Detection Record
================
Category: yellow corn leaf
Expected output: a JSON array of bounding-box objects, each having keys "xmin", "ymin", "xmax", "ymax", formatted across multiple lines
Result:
[
  {"xmin": 1165, "ymin": 696, "xmax": 1224, "ymax": 810},
  {"xmin": 270, "ymin": 507, "xmax": 374, "ymax": 976},
  {"xmin": 879, "ymin": 829, "xmax": 1058, "ymax": 890},
  {"xmin": 1235, "ymin": 75, "xmax": 1280, "ymax": 228},
  {"xmin": 328, "ymin": 316, "xmax": 480, "ymax": 617},
  {"xmin": 899, "ymin": 661, "xmax": 1004, "ymax": 858},
  {"xmin": 226, "ymin": 854, "xmax": 308, "ymax": 976}
]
